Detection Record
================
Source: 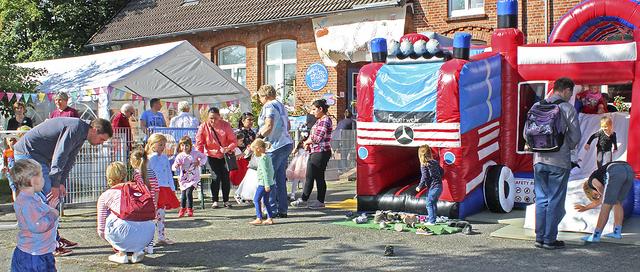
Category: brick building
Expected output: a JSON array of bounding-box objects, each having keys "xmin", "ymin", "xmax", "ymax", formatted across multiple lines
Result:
[{"xmin": 87, "ymin": 0, "xmax": 582, "ymax": 120}]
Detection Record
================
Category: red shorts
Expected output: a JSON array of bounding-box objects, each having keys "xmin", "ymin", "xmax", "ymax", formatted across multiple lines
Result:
[{"xmin": 157, "ymin": 187, "xmax": 180, "ymax": 210}]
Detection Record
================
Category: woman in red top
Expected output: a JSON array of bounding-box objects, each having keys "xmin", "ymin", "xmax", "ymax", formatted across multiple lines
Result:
[{"xmin": 195, "ymin": 107, "xmax": 237, "ymax": 208}]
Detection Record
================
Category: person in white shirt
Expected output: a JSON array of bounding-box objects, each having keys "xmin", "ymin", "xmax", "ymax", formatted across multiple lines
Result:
[{"xmin": 169, "ymin": 101, "xmax": 200, "ymax": 128}]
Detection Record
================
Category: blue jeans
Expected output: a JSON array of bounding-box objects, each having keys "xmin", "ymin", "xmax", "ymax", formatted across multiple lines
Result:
[
  {"xmin": 426, "ymin": 185, "xmax": 442, "ymax": 223},
  {"xmin": 533, "ymin": 163, "xmax": 570, "ymax": 244},
  {"xmin": 11, "ymin": 247, "xmax": 56, "ymax": 272},
  {"xmin": 268, "ymin": 143, "xmax": 293, "ymax": 215},
  {"xmin": 254, "ymin": 185, "xmax": 273, "ymax": 219}
]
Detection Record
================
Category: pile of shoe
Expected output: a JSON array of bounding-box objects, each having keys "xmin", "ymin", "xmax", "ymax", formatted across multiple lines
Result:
[{"xmin": 352, "ymin": 213, "xmax": 369, "ymax": 224}]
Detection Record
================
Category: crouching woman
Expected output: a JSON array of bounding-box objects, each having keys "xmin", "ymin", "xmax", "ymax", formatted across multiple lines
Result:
[{"xmin": 97, "ymin": 162, "xmax": 156, "ymax": 264}]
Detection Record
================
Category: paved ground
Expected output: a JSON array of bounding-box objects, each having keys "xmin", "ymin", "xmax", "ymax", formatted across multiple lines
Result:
[{"xmin": 0, "ymin": 181, "xmax": 638, "ymax": 272}]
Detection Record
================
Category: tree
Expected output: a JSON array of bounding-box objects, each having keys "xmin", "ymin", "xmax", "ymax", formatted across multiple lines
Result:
[
  {"xmin": 0, "ymin": 0, "xmax": 128, "ymax": 63},
  {"xmin": 0, "ymin": 62, "xmax": 44, "ymax": 117}
]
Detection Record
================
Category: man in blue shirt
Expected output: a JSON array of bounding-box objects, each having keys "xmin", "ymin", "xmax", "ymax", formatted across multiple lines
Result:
[{"xmin": 140, "ymin": 98, "xmax": 167, "ymax": 130}]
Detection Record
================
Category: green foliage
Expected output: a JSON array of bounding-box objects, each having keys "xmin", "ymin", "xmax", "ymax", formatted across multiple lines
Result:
[
  {"xmin": 0, "ymin": 0, "xmax": 128, "ymax": 63},
  {"xmin": 251, "ymin": 95, "xmax": 262, "ymax": 127},
  {"xmin": 0, "ymin": 62, "xmax": 44, "ymax": 117}
]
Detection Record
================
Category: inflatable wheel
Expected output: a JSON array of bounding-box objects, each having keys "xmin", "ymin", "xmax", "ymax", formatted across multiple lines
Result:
[{"xmin": 483, "ymin": 165, "xmax": 515, "ymax": 213}]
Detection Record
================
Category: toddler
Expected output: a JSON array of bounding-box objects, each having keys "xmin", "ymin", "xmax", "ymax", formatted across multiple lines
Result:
[
  {"xmin": 585, "ymin": 116, "xmax": 618, "ymax": 168},
  {"xmin": 576, "ymin": 85, "xmax": 607, "ymax": 114},
  {"xmin": 10, "ymin": 159, "xmax": 58, "ymax": 271},
  {"xmin": 249, "ymin": 139, "xmax": 275, "ymax": 225},
  {"xmin": 286, "ymin": 140, "xmax": 309, "ymax": 201},
  {"xmin": 146, "ymin": 133, "xmax": 180, "ymax": 245},
  {"xmin": 415, "ymin": 144, "xmax": 443, "ymax": 225},
  {"xmin": 230, "ymin": 133, "xmax": 249, "ymax": 187},
  {"xmin": 172, "ymin": 136, "xmax": 207, "ymax": 217}
]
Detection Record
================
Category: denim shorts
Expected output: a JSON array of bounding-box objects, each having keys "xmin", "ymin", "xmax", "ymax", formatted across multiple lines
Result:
[{"xmin": 11, "ymin": 247, "xmax": 56, "ymax": 272}]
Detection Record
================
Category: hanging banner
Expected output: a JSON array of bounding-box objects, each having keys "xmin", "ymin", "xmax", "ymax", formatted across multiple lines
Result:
[
  {"xmin": 23, "ymin": 94, "xmax": 30, "ymax": 103},
  {"xmin": 38, "ymin": 93, "xmax": 46, "ymax": 102},
  {"xmin": 0, "ymin": 92, "xmax": 5, "ymax": 100},
  {"xmin": 7, "ymin": 93, "xmax": 14, "ymax": 101},
  {"xmin": 31, "ymin": 94, "xmax": 38, "ymax": 103},
  {"xmin": 312, "ymin": 5, "xmax": 406, "ymax": 67},
  {"xmin": 15, "ymin": 93, "xmax": 22, "ymax": 102},
  {"xmin": 46, "ymin": 93, "xmax": 54, "ymax": 101}
]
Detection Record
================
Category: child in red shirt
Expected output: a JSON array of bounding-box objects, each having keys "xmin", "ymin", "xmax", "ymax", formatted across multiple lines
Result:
[{"xmin": 576, "ymin": 85, "xmax": 607, "ymax": 114}]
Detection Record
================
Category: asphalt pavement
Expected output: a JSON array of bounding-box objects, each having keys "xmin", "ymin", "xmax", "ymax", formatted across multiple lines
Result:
[{"xmin": 0, "ymin": 181, "xmax": 638, "ymax": 272}]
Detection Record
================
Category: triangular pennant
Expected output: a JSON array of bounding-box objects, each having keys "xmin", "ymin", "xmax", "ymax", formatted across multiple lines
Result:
[
  {"xmin": 94, "ymin": 88, "xmax": 101, "ymax": 95},
  {"xmin": 46, "ymin": 93, "xmax": 54, "ymax": 101},
  {"xmin": 31, "ymin": 94, "xmax": 37, "ymax": 103},
  {"xmin": 7, "ymin": 93, "xmax": 14, "ymax": 101},
  {"xmin": 86, "ymin": 89, "xmax": 93, "ymax": 96},
  {"xmin": 107, "ymin": 86, "xmax": 114, "ymax": 94},
  {"xmin": 0, "ymin": 92, "xmax": 5, "ymax": 100},
  {"xmin": 24, "ymin": 94, "xmax": 30, "ymax": 103},
  {"xmin": 38, "ymin": 93, "xmax": 46, "ymax": 102},
  {"xmin": 16, "ymin": 93, "xmax": 22, "ymax": 101}
]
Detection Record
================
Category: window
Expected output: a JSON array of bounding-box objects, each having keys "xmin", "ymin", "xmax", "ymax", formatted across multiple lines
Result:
[
  {"xmin": 182, "ymin": 0, "xmax": 199, "ymax": 6},
  {"xmin": 265, "ymin": 40, "xmax": 297, "ymax": 106},
  {"xmin": 516, "ymin": 82, "xmax": 547, "ymax": 153},
  {"xmin": 449, "ymin": 0, "xmax": 484, "ymax": 17},
  {"xmin": 218, "ymin": 45, "xmax": 246, "ymax": 86}
]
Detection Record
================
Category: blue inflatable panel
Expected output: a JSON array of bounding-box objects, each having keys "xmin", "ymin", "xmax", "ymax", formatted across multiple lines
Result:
[
  {"xmin": 633, "ymin": 179, "xmax": 640, "ymax": 216},
  {"xmin": 458, "ymin": 54, "xmax": 502, "ymax": 134},
  {"xmin": 373, "ymin": 62, "xmax": 443, "ymax": 123},
  {"xmin": 571, "ymin": 16, "xmax": 636, "ymax": 42},
  {"xmin": 458, "ymin": 185, "xmax": 485, "ymax": 219}
]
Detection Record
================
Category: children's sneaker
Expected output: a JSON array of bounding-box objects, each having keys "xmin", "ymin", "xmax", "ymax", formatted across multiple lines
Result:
[
  {"xmin": 145, "ymin": 245, "xmax": 154, "ymax": 254},
  {"xmin": 187, "ymin": 208, "xmax": 194, "ymax": 217},
  {"xmin": 604, "ymin": 232, "xmax": 623, "ymax": 239},
  {"xmin": 108, "ymin": 253, "xmax": 129, "ymax": 264},
  {"xmin": 234, "ymin": 195, "xmax": 243, "ymax": 205},
  {"xmin": 59, "ymin": 237, "xmax": 78, "ymax": 249},
  {"xmin": 178, "ymin": 208, "xmax": 186, "ymax": 218},
  {"xmin": 130, "ymin": 251, "xmax": 145, "ymax": 263},
  {"xmin": 53, "ymin": 247, "xmax": 73, "ymax": 257},
  {"xmin": 290, "ymin": 198, "xmax": 307, "ymax": 207},
  {"xmin": 223, "ymin": 202, "xmax": 233, "ymax": 208},
  {"xmin": 543, "ymin": 240, "xmax": 566, "ymax": 249}
]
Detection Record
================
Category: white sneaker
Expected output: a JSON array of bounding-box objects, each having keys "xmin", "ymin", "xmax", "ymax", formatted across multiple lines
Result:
[
  {"xmin": 131, "ymin": 251, "xmax": 145, "ymax": 263},
  {"xmin": 424, "ymin": 222, "xmax": 436, "ymax": 226},
  {"xmin": 234, "ymin": 195, "xmax": 242, "ymax": 205},
  {"xmin": 290, "ymin": 198, "xmax": 307, "ymax": 208},
  {"xmin": 211, "ymin": 201, "xmax": 219, "ymax": 208},
  {"xmin": 108, "ymin": 253, "xmax": 129, "ymax": 264}
]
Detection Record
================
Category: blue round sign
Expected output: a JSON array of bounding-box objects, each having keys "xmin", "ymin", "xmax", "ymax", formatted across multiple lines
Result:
[
  {"xmin": 358, "ymin": 147, "xmax": 369, "ymax": 160},
  {"xmin": 305, "ymin": 63, "xmax": 329, "ymax": 91},
  {"xmin": 443, "ymin": 152, "xmax": 456, "ymax": 165}
]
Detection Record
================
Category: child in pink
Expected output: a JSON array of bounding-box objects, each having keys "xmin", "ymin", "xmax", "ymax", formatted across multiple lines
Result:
[
  {"xmin": 172, "ymin": 136, "xmax": 207, "ymax": 217},
  {"xmin": 576, "ymin": 85, "xmax": 607, "ymax": 114}
]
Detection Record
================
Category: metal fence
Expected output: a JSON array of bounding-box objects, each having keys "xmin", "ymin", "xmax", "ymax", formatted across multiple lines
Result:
[{"xmin": 2, "ymin": 127, "xmax": 357, "ymax": 206}]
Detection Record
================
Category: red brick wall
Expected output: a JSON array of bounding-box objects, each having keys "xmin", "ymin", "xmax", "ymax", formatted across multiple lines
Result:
[{"xmin": 119, "ymin": 0, "xmax": 585, "ymax": 120}]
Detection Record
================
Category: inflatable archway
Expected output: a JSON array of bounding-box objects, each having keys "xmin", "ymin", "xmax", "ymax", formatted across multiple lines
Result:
[{"xmin": 548, "ymin": 0, "xmax": 640, "ymax": 179}]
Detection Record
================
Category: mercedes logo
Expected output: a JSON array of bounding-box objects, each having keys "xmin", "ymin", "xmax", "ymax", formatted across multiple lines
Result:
[{"xmin": 394, "ymin": 126, "xmax": 414, "ymax": 144}]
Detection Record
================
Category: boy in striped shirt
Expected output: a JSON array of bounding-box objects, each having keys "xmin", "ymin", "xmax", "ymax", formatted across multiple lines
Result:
[{"xmin": 10, "ymin": 159, "xmax": 59, "ymax": 271}]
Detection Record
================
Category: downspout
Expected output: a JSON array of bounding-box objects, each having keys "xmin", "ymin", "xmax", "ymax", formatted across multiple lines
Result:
[{"xmin": 544, "ymin": 0, "xmax": 549, "ymax": 42}]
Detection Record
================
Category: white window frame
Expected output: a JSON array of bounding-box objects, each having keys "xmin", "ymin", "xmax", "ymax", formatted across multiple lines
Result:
[
  {"xmin": 449, "ymin": 0, "xmax": 485, "ymax": 18},
  {"xmin": 516, "ymin": 81, "xmax": 549, "ymax": 155},
  {"xmin": 264, "ymin": 40, "xmax": 297, "ymax": 100},
  {"xmin": 217, "ymin": 45, "xmax": 246, "ymax": 86}
]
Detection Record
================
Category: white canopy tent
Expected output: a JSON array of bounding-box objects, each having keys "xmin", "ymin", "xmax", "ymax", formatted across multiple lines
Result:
[{"xmin": 16, "ymin": 41, "xmax": 251, "ymax": 119}]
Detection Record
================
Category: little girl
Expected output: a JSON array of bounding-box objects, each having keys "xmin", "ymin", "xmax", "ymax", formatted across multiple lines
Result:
[
  {"xmin": 172, "ymin": 136, "xmax": 207, "ymax": 217},
  {"xmin": 97, "ymin": 162, "xmax": 155, "ymax": 264},
  {"xmin": 249, "ymin": 139, "xmax": 275, "ymax": 225},
  {"xmin": 230, "ymin": 133, "xmax": 249, "ymax": 187},
  {"xmin": 585, "ymin": 116, "xmax": 618, "ymax": 168},
  {"xmin": 415, "ymin": 144, "xmax": 443, "ymax": 225},
  {"xmin": 146, "ymin": 133, "xmax": 180, "ymax": 245},
  {"xmin": 286, "ymin": 140, "xmax": 309, "ymax": 201},
  {"xmin": 576, "ymin": 85, "xmax": 607, "ymax": 114},
  {"xmin": 130, "ymin": 148, "xmax": 159, "ymax": 254}
]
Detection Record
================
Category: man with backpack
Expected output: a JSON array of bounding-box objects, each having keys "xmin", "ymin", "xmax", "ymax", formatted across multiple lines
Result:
[{"xmin": 524, "ymin": 77, "xmax": 581, "ymax": 250}]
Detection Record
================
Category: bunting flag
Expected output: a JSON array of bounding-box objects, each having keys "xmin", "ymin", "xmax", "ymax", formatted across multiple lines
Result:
[
  {"xmin": 7, "ymin": 93, "xmax": 14, "ymax": 101},
  {"xmin": 123, "ymin": 93, "xmax": 131, "ymax": 100},
  {"xmin": 0, "ymin": 92, "xmax": 5, "ymax": 100},
  {"xmin": 38, "ymin": 93, "xmax": 46, "ymax": 102},
  {"xmin": 23, "ymin": 94, "xmax": 30, "ymax": 103},
  {"xmin": 15, "ymin": 93, "xmax": 22, "ymax": 101},
  {"xmin": 94, "ymin": 88, "xmax": 101, "ymax": 95},
  {"xmin": 107, "ymin": 86, "xmax": 114, "ymax": 94},
  {"xmin": 46, "ymin": 93, "xmax": 54, "ymax": 102},
  {"xmin": 31, "ymin": 94, "xmax": 37, "ymax": 103},
  {"xmin": 86, "ymin": 89, "xmax": 93, "ymax": 96}
]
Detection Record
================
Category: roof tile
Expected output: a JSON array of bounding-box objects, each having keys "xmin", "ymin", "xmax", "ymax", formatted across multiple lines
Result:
[{"xmin": 88, "ymin": 0, "xmax": 399, "ymax": 46}]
